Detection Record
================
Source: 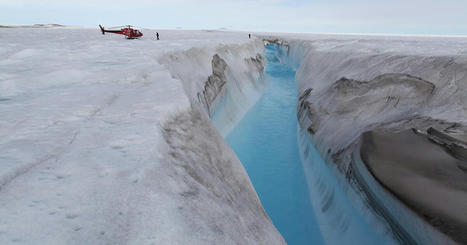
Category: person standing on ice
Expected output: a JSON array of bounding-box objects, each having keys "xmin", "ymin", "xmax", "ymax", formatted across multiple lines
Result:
[
  {"xmin": 156, "ymin": 32, "xmax": 160, "ymax": 40},
  {"xmin": 249, "ymin": 33, "xmax": 251, "ymax": 39}
]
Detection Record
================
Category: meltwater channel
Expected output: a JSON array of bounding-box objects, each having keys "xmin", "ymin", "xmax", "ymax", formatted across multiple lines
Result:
[
  {"xmin": 215, "ymin": 43, "xmax": 397, "ymax": 245},
  {"xmin": 224, "ymin": 43, "xmax": 324, "ymax": 244}
]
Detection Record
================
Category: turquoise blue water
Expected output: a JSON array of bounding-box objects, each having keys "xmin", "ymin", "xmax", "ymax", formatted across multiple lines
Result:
[{"xmin": 225, "ymin": 44, "xmax": 325, "ymax": 245}]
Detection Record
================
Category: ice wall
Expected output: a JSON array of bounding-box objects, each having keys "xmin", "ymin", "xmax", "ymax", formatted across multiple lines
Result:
[
  {"xmin": 159, "ymin": 41, "xmax": 266, "ymax": 136},
  {"xmin": 278, "ymin": 36, "xmax": 467, "ymax": 244},
  {"xmin": 262, "ymin": 38, "xmax": 401, "ymax": 245},
  {"xmin": 158, "ymin": 41, "xmax": 286, "ymax": 244}
]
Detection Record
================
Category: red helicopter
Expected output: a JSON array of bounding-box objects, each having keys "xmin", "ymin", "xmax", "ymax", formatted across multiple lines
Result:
[{"xmin": 99, "ymin": 25, "xmax": 143, "ymax": 39}]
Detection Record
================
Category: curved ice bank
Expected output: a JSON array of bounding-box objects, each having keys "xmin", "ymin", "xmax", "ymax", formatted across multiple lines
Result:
[
  {"xmin": 263, "ymin": 40, "xmax": 400, "ymax": 245},
  {"xmin": 158, "ymin": 41, "xmax": 286, "ymax": 244},
  {"xmin": 281, "ymin": 36, "xmax": 467, "ymax": 244},
  {"xmin": 159, "ymin": 41, "xmax": 266, "ymax": 136}
]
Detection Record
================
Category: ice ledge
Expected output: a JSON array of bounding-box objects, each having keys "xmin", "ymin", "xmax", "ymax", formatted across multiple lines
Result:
[
  {"xmin": 158, "ymin": 41, "xmax": 285, "ymax": 244},
  {"xmin": 159, "ymin": 41, "xmax": 266, "ymax": 136},
  {"xmin": 160, "ymin": 108, "xmax": 285, "ymax": 244},
  {"xmin": 289, "ymin": 36, "xmax": 467, "ymax": 244}
]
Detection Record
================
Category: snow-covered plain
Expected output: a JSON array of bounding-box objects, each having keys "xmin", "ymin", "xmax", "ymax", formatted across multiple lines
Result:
[{"xmin": 0, "ymin": 27, "xmax": 284, "ymax": 244}]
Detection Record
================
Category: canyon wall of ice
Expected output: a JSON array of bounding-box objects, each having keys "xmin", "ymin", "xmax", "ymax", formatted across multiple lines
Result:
[
  {"xmin": 159, "ymin": 41, "xmax": 265, "ymax": 136},
  {"xmin": 158, "ymin": 41, "xmax": 286, "ymax": 244},
  {"xmin": 279, "ymin": 36, "xmax": 467, "ymax": 244}
]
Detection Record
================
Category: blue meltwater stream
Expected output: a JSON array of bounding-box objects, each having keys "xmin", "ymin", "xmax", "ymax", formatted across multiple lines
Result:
[
  {"xmin": 225, "ymin": 44, "xmax": 325, "ymax": 245},
  {"xmin": 215, "ymin": 43, "xmax": 402, "ymax": 245}
]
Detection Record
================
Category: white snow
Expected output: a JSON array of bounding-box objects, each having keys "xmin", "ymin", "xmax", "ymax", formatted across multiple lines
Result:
[{"xmin": 0, "ymin": 28, "xmax": 284, "ymax": 244}]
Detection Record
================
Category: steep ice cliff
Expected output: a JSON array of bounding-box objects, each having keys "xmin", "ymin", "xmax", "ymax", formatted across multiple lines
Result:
[
  {"xmin": 282, "ymin": 35, "xmax": 467, "ymax": 244},
  {"xmin": 158, "ymin": 40, "xmax": 284, "ymax": 244},
  {"xmin": 159, "ymin": 41, "xmax": 265, "ymax": 136}
]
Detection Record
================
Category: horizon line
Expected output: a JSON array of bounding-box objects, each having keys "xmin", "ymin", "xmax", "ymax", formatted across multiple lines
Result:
[{"xmin": 2, "ymin": 23, "xmax": 467, "ymax": 38}]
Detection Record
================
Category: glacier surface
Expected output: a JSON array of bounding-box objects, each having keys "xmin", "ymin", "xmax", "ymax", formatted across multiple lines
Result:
[
  {"xmin": 3, "ymin": 26, "xmax": 467, "ymax": 245},
  {"xmin": 0, "ymin": 27, "xmax": 284, "ymax": 245}
]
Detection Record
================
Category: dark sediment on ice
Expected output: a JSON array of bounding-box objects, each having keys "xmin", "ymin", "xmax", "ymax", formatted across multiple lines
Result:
[
  {"xmin": 361, "ymin": 129, "xmax": 467, "ymax": 244},
  {"xmin": 291, "ymin": 36, "xmax": 467, "ymax": 244}
]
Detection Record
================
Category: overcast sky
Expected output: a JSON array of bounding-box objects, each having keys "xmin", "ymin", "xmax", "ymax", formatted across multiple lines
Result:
[{"xmin": 2, "ymin": 0, "xmax": 467, "ymax": 35}]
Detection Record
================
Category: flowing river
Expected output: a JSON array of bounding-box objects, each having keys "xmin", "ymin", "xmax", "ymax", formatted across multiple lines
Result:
[
  {"xmin": 215, "ymin": 43, "xmax": 396, "ymax": 245},
  {"xmin": 224, "ymin": 43, "xmax": 325, "ymax": 245}
]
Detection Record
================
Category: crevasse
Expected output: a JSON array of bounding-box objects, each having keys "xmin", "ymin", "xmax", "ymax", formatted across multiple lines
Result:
[
  {"xmin": 162, "ymin": 37, "xmax": 454, "ymax": 245},
  {"xmin": 213, "ymin": 42, "xmax": 396, "ymax": 244},
  {"xmin": 209, "ymin": 40, "xmax": 454, "ymax": 245}
]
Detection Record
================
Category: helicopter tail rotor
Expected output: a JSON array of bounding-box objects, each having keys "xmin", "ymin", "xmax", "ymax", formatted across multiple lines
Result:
[{"xmin": 99, "ymin": 25, "xmax": 105, "ymax": 35}]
